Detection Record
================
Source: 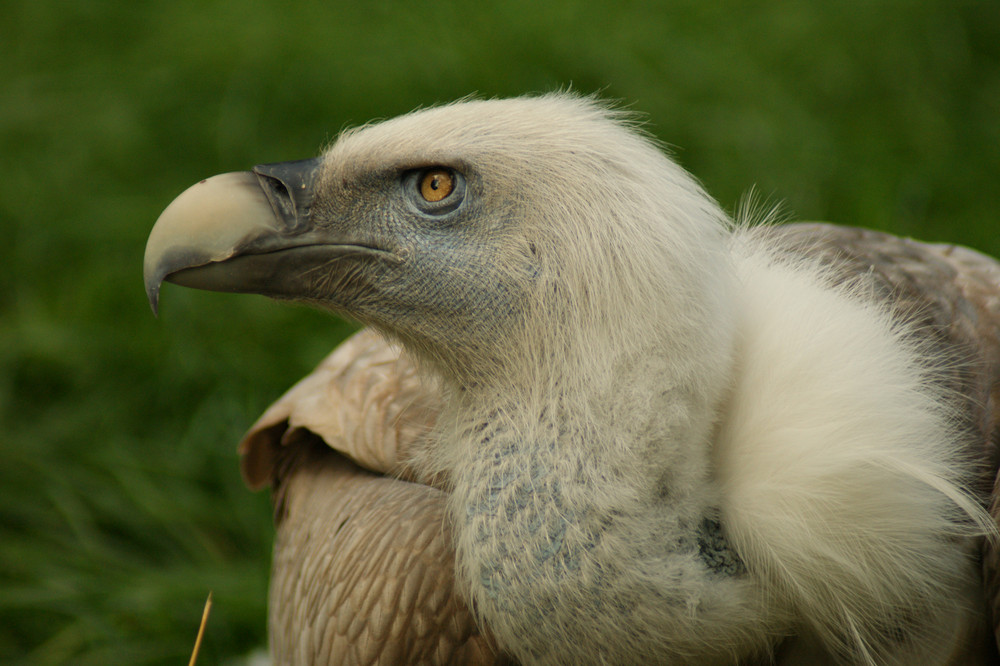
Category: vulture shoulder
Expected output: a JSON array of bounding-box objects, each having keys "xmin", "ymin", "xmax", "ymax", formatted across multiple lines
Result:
[
  {"xmin": 240, "ymin": 328, "xmax": 441, "ymax": 489},
  {"xmin": 240, "ymin": 329, "xmax": 507, "ymax": 665}
]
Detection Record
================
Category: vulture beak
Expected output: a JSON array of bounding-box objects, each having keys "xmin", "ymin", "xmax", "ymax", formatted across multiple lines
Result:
[{"xmin": 143, "ymin": 158, "xmax": 381, "ymax": 314}]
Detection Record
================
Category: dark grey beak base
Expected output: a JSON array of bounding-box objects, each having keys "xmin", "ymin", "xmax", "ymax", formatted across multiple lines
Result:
[{"xmin": 143, "ymin": 158, "xmax": 367, "ymax": 315}]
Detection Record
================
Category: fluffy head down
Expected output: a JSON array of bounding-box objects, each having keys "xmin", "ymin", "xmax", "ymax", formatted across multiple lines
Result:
[{"xmin": 322, "ymin": 94, "xmax": 738, "ymax": 402}]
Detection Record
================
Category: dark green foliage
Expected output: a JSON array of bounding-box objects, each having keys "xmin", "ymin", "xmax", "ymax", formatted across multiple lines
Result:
[{"xmin": 2, "ymin": 1, "xmax": 997, "ymax": 662}]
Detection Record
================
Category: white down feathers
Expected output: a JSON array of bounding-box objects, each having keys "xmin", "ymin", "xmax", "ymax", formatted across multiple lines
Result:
[{"xmin": 717, "ymin": 242, "xmax": 990, "ymax": 662}]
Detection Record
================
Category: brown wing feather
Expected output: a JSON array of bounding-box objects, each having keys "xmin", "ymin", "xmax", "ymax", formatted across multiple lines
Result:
[
  {"xmin": 238, "ymin": 330, "xmax": 505, "ymax": 664},
  {"xmin": 266, "ymin": 438, "xmax": 499, "ymax": 665},
  {"xmin": 239, "ymin": 328, "xmax": 442, "ymax": 489}
]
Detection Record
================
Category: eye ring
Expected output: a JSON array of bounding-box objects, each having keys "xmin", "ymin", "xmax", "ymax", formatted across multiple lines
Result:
[{"xmin": 405, "ymin": 167, "xmax": 466, "ymax": 216}]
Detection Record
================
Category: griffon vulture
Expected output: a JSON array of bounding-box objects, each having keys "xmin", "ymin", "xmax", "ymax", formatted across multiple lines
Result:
[{"xmin": 144, "ymin": 94, "xmax": 1000, "ymax": 665}]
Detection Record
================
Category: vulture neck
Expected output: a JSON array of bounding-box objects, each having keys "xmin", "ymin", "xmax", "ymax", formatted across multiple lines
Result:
[
  {"xmin": 434, "ymin": 240, "xmax": 989, "ymax": 664},
  {"xmin": 440, "ymin": 305, "xmax": 770, "ymax": 663}
]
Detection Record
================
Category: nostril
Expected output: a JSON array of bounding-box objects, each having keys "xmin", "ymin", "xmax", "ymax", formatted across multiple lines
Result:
[
  {"xmin": 257, "ymin": 174, "xmax": 296, "ymax": 224},
  {"xmin": 252, "ymin": 157, "xmax": 323, "ymax": 230},
  {"xmin": 273, "ymin": 180, "xmax": 290, "ymax": 202}
]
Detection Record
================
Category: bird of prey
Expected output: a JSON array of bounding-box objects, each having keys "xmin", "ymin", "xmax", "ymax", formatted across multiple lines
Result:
[{"xmin": 145, "ymin": 94, "xmax": 1000, "ymax": 665}]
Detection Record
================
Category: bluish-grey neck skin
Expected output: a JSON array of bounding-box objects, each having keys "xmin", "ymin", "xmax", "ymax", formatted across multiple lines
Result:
[{"xmin": 443, "ymin": 379, "xmax": 768, "ymax": 666}]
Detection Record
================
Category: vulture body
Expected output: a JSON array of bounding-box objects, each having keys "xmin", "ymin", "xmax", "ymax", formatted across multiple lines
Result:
[{"xmin": 144, "ymin": 95, "xmax": 1000, "ymax": 665}]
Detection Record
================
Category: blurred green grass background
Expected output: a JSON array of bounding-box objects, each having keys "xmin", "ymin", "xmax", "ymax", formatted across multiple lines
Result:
[{"xmin": 2, "ymin": 1, "xmax": 998, "ymax": 663}]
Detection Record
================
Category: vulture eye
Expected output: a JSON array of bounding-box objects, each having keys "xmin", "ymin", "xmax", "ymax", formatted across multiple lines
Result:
[
  {"xmin": 420, "ymin": 169, "xmax": 454, "ymax": 202},
  {"xmin": 405, "ymin": 167, "xmax": 466, "ymax": 216}
]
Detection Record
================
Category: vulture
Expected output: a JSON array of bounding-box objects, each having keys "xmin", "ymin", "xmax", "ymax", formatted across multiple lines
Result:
[{"xmin": 144, "ymin": 94, "xmax": 1000, "ymax": 665}]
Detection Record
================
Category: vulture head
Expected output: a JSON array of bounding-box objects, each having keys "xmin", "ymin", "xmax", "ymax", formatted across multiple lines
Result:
[
  {"xmin": 145, "ymin": 94, "xmax": 1000, "ymax": 665},
  {"xmin": 145, "ymin": 95, "xmax": 734, "ymax": 392}
]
